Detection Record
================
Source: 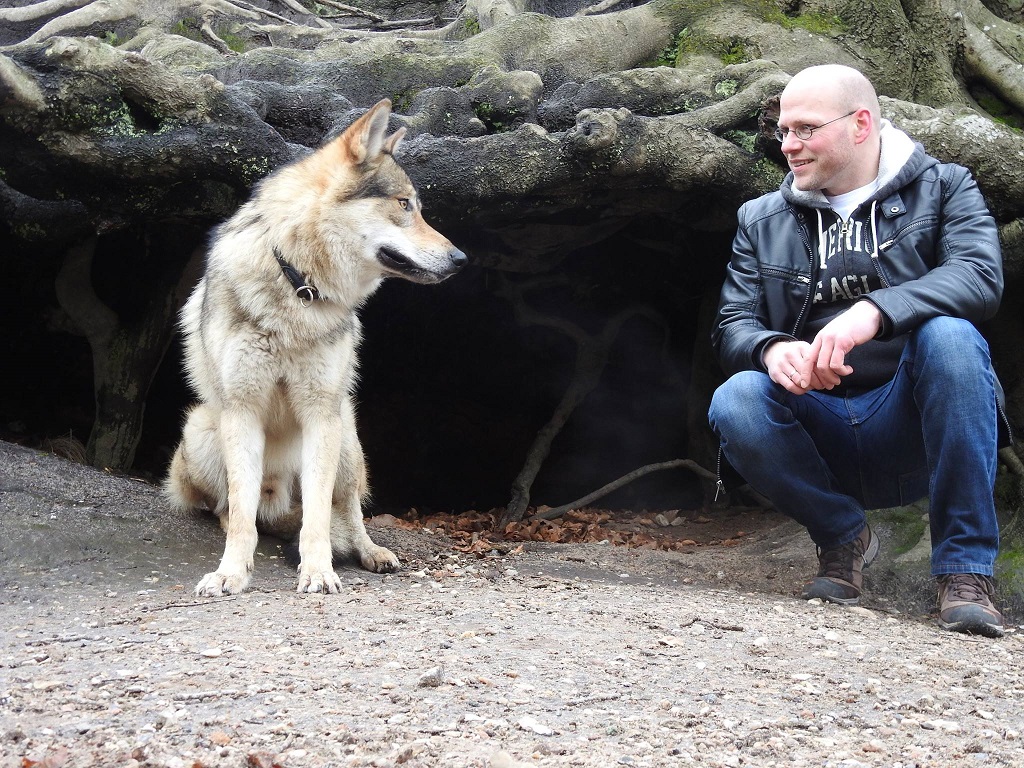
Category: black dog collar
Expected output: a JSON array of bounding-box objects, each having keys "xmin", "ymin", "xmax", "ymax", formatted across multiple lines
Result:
[{"xmin": 273, "ymin": 248, "xmax": 321, "ymax": 307}]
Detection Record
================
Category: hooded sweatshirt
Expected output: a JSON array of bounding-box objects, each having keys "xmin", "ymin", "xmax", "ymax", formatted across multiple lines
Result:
[{"xmin": 781, "ymin": 120, "xmax": 920, "ymax": 392}]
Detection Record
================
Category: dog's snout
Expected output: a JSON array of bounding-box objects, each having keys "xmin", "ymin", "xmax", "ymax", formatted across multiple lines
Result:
[{"xmin": 449, "ymin": 248, "xmax": 468, "ymax": 269}]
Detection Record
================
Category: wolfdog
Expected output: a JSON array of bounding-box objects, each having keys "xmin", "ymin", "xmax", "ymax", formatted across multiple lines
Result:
[{"xmin": 164, "ymin": 99, "xmax": 466, "ymax": 596}]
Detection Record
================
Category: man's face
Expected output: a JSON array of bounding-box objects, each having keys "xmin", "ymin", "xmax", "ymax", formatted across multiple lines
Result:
[{"xmin": 777, "ymin": 87, "xmax": 858, "ymax": 195}]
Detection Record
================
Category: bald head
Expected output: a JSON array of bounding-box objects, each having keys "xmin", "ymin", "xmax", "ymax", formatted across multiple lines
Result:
[
  {"xmin": 776, "ymin": 65, "xmax": 883, "ymax": 194},
  {"xmin": 784, "ymin": 65, "xmax": 881, "ymax": 127}
]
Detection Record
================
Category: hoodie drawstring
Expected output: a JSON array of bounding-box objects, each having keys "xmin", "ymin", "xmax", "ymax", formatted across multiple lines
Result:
[
  {"xmin": 816, "ymin": 208, "xmax": 826, "ymax": 270},
  {"xmin": 868, "ymin": 200, "xmax": 879, "ymax": 261}
]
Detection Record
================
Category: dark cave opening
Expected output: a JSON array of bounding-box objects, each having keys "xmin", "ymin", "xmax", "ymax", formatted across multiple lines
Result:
[{"xmin": 2, "ymin": 220, "xmax": 733, "ymax": 516}]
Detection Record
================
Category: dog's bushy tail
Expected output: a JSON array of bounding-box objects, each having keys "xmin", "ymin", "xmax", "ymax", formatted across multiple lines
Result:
[
  {"xmin": 164, "ymin": 405, "xmax": 226, "ymax": 515},
  {"xmin": 164, "ymin": 444, "xmax": 204, "ymax": 512}
]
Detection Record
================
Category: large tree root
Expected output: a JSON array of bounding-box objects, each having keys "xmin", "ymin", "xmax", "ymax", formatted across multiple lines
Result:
[
  {"xmin": 496, "ymin": 274, "xmax": 670, "ymax": 530},
  {"xmin": 531, "ymin": 459, "xmax": 715, "ymax": 521},
  {"xmin": 54, "ymin": 235, "xmax": 203, "ymax": 470}
]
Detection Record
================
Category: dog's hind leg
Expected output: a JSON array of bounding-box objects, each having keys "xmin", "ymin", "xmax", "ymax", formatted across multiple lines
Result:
[
  {"xmin": 330, "ymin": 422, "xmax": 400, "ymax": 574},
  {"xmin": 164, "ymin": 404, "xmax": 228, "ymax": 517},
  {"xmin": 194, "ymin": 408, "xmax": 266, "ymax": 596}
]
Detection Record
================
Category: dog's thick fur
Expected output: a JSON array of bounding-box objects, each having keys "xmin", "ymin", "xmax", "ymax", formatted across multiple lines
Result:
[{"xmin": 164, "ymin": 100, "xmax": 465, "ymax": 596}]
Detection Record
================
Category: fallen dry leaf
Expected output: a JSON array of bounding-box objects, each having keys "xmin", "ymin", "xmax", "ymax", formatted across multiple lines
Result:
[
  {"xmin": 390, "ymin": 505, "xmax": 744, "ymax": 555},
  {"xmin": 246, "ymin": 753, "xmax": 284, "ymax": 768},
  {"xmin": 22, "ymin": 748, "xmax": 69, "ymax": 768}
]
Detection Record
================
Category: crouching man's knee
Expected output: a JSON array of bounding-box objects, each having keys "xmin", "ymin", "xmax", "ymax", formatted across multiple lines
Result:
[
  {"xmin": 709, "ymin": 370, "xmax": 776, "ymax": 437},
  {"xmin": 909, "ymin": 317, "xmax": 994, "ymax": 381}
]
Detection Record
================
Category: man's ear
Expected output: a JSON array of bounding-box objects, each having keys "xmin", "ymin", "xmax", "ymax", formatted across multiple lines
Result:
[{"xmin": 853, "ymin": 108, "xmax": 875, "ymax": 145}]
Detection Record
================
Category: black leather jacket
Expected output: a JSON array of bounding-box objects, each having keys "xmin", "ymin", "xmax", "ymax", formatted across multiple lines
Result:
[{"xmin": 712, "ymin": 129, "xmax": 1010, "ymax": 446}]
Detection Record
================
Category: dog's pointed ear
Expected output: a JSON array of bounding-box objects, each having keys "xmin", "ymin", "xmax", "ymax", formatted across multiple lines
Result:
[
  {"xmin": 382, "ymin": 126, "xmax": 406, "ymax": 156},
  {"xmin": 336, "ymin": 99, "xmax": 393, "ymax": 165}
]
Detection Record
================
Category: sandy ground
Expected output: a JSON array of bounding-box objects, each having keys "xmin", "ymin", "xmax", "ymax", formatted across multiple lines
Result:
[{"xmin": 2, "ymin": 441, "xmax": 1022, "ymax": 768}]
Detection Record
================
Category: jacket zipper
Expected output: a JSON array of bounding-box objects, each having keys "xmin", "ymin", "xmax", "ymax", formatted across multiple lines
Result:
[
  {"xmin": 791, "ymin": 216, "xmax": 816, "ymax": 335},
  {"xmin": 878, "ymin": 219, "xmax": 932, "ymax": 252},
  {"xmin": 714, "ymin": 448, "xmax": 724, "ymax": 501},
  {"xmin": 875, "ymin": 219, "xmax": 933, "ymax": 288},
  {"xmin": 869, "ymin": 255, "xmax": 891, "ymax": 289},
  {"xmin": 872, "ymin": 221, "xmax": 893, "ymax": 287},
  {"xmin": 999, "ymin": 402, "xmax": 1015, "ymax": 446}
]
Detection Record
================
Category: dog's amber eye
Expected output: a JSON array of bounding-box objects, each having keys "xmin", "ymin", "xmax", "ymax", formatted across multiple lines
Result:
[{"xmin": 397, "ymin": 198, "xmax": 410, "ymax": 210}]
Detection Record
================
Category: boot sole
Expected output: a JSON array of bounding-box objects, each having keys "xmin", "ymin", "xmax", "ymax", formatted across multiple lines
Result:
[
  {"xmin": 814, "ymin": 589, "xmax": 861, "ymax": 606},
  {"xmin": 802, "ymin": 526, "xmax": 880, "ymax": 606},
  {"xmin": 938, "ymin": 617, "xmax": 1005, "ymax": 638}
]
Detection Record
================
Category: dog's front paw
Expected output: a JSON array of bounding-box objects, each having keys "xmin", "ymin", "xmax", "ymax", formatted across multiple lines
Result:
[
  {"xmin": 296, "ymin": 565, "xmax": 343, "ymax": 594},
  {"xmin": 359, "ymin": 544, "xmax": 400, "ymax": 574},
  {"xmin": 195, "ymin": 570, "xmax": 250, "ymax": 597}
]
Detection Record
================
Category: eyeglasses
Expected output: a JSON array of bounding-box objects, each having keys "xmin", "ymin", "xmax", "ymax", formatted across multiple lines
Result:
[{"xmin": 774, "ymin": 110, "xmax": 857, "ymax": 142}]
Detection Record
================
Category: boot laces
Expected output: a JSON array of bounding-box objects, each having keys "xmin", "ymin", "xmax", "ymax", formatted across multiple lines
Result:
[
  {"xmin": 817, "ymin": 536, "xmax": 865, "ymax": 580},
  {"xmin": 943, "ymin": 573, "xmax": 991, "ymax": 602}
]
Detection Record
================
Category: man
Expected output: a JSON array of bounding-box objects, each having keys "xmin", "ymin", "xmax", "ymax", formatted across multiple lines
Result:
[{"xmin": 708, "ymin": 64, "xmax": 1009, "ymax": 637}]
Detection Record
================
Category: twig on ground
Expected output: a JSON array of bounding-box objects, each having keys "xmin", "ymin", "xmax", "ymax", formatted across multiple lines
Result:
[
  {"xmin": 136, "ymin": 596, "xmax": 239, "ymax": 612},
  {"xmin": 532, "ymin": 459, "xmax": 716, "ymax": 521},
  {"xmin": 172, "ymin": 689, "xmax": 243, "ymax": 701},
  {"xmin": 565, "ymin": 693, "xmax": 622, "ymax": 706},
  {"xmin": 708, "ymin": 621, "xmax": 744, "ymax": 632}
]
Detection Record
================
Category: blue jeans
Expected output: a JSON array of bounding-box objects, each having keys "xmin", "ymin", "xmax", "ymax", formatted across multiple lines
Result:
[{"xmin": 708, "ymin": 317, "xmax": 999, "ymax": 576}]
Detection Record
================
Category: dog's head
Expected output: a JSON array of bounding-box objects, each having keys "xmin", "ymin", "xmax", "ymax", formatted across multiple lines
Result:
[{"xmin": 304, "ymin": 100, "xmax": 467, "ymax": 286}]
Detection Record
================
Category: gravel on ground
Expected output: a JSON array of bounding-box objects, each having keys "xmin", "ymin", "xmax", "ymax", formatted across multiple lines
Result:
[{"xmin": 2, "ymin": 441, "xmax": 1021, "ymax": 768}]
